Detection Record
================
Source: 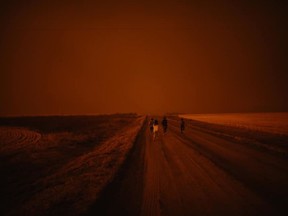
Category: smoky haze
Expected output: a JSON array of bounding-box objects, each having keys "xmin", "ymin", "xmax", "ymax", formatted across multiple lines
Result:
[{"xmin": 1, "ymin": 0, "xmax": 288, "ymax": 116}]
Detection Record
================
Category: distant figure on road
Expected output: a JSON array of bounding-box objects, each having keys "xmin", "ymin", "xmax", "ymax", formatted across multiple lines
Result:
[
  {"xmin": 149, "ymin": 118, "xmax": 154, "ymax": 133},
  {"xmin": 180, "ymin": 118, "xmax": 185, "ymax": 133},
  {"xmin": 162, "ymin": 116, "xmax": 168, "ymax": 133},
  {"xmin": 153, "ymin": 119, "xmax": 159, "ymax": 141}
]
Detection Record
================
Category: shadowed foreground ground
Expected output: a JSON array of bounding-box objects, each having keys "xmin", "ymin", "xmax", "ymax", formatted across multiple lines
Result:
[
  {"xmin": 0, "ymin": 114, "xmax": 144, "ymax": 216},
  {"xmin": 88, "ymin": 116, "xmax": 288, "ymax": 216},
  {"xmin": 0, "ymin": 115, "xmax": 287, "ymax": 216}
]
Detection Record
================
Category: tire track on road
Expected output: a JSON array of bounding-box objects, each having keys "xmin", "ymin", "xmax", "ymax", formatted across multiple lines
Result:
[
  {"xmin": 168, "ymin": 117, "xmax": 288, "ymax": 215},
  {"xmin": 140, "ymin": 127, "xmax": 161, "ymax": 216},
  {"xmin": 160, "ymin": 126, "xmax": 273, "ymax": 216}
]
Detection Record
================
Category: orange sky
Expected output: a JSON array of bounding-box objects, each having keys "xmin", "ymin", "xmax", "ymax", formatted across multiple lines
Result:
[{"xmin": 1, "ymin": 0, "xmax": 287, "ymax": 115}]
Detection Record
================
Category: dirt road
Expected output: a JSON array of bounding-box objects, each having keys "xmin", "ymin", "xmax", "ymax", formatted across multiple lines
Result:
[{"xmin": 88, "ymin": 117, "xmax": 288, "ymax": 216}]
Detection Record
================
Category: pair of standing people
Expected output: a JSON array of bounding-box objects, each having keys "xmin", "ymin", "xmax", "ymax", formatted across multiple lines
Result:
[
  {"xmin": 160, "ymin": 117, "xmax": 185, "ymax": 134},
  {"xmin": 149, "ymin": 117, "xmax": 168, "ymax": 140}
]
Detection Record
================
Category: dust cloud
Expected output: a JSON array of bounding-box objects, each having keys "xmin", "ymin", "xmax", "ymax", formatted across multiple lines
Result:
[{"xmin": 1, "ymin": 0, "xmax": 287, "ymax": 115}]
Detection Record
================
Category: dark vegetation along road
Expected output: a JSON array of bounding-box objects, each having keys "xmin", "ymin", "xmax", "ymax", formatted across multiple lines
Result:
[
  {"xmin": 89, "ymin": 116, "xmax": 288, "ymax": 216},
  {"xmin": 0, "ymin": 114, "xmax": 143, "ymax": 216}
]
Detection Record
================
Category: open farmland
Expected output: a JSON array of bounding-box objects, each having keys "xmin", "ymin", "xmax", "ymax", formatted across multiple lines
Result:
[
  {"xmin": 1, "ymin": 113, "xmax": 288, "ymax": 216},
  {"xmin": 179, "ymin": 113, "xmax": 288, "ymax": 135},
  {"xmin": 0, "ymin": 114, "xmax": 144, "ymax": 215}
]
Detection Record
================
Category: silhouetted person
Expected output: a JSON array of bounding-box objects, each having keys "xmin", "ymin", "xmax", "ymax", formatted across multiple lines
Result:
[
  {"xmin": 149, "ymin": 118, "xmax": 154, "ymax": 133},
  {"xmin": 162, "ymin": 116, "xmax": 168, "ymax": 133},
  {"xmin": 180, "ymin": 118, "xmax": 185, "ymax": 133},
  {"xmin": 153, "ymin": 119, "xmax": 159, "ymax": 141}
]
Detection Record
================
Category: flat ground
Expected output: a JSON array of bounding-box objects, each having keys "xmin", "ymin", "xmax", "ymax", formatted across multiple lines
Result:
[
  {"xmin": 1, "ymin": 115, "xmax": 288, "ymax": 216},
  {"xmin": 89, "ymin": 116, "xmax": 288, "ymax": 216},
  {"xmin": 0, "ymin": 114, "xmax": 144, "ymax": 216}
]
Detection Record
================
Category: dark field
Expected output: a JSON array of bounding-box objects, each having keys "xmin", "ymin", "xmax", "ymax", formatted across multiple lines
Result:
[
  {"xmin": 0, "ymin": 114, "xmax": 144, "ymax": 216},
  {"xmin": 0, "ymin": 113, "xmax": 288, "ymax": 216}
]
